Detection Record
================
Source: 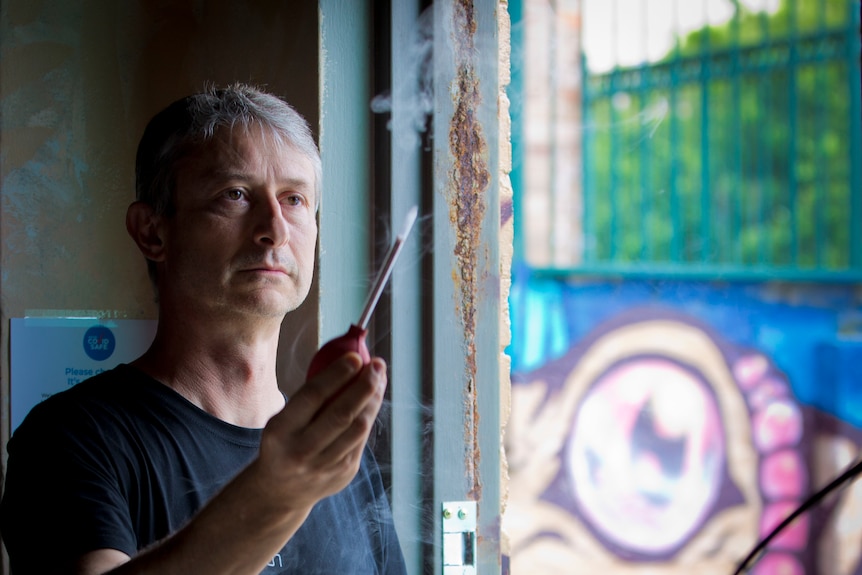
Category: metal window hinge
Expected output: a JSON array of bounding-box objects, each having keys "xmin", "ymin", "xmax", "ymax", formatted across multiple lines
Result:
[{"xmin": 442, "ymin": 501, "xmax": 477, "ymax": 575}]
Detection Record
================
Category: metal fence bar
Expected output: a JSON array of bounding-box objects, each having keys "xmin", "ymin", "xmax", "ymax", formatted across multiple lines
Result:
[
  {"xmin": 669, "ymin": 0, "xmax": 682, "ymax": 263},
  {"xmin": 640, "ymin": 90, "xmax": 651, "ymax": 261},
  {"xmin": 669, "ymin": 86, "xmax": 681, "ymax": 262},
  {"xmin": 814, "ymin": 6, "xmax": 827, "ymax": 268},
  {"xmin": 529, "ymin": 263, "xmax": 862, "ymax": 283},
  {"xmin": 732, "ymin": 0, "xmax": 743, "ymax": 264},
  {"xmin": 582, "ymin": 51, "xmax": 594, "ymax": 264},
  {"xmin": 609, "ymin": 76, "xmax": 619, "ymax": 261},
  {"xmin": 641, "ymin": 5, "xmax": 652, "ymax": 261},
  {"xmin": 608, "ymin": 0, "xmax": 619, "ymax": 261},
  {"xmin": 848, "ymin": 1, "xmax": 862, "ymax": 268},
  {"xmin": 700, "ymin": 11, "xmax": 711, "ymax": 263},
  {"xmin": 788, "ymin": 0, "xmax": 799, "ymax": 266},
  {"xmin": 757, "ymin": 9, "xmax": 771, "ymax": 266}
]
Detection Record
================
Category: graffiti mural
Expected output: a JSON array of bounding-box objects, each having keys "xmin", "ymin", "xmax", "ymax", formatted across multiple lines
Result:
[{"xmin": 505, "ymin": 280, "xmax": 862, "ymax": 575}]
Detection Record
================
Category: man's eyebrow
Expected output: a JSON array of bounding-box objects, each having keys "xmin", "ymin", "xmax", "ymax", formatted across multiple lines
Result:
[
  {"xmin": 198, "ymin": 169, "xmax": 244, "ymax": 183},
  {"xmin": 200, "ymin": 169, "xmax": 313, "ymax": 190}
]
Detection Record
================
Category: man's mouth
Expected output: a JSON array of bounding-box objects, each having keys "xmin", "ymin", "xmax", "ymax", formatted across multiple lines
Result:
[{"xmin": 243, "ymin": 266, "xmax": 290, "ymax": 276}]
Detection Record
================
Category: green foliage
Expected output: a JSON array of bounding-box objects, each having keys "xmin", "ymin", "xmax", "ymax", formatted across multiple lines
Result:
[{"xmin": 584, "ymin": 0, "xmax": 858, "ymax": 273}]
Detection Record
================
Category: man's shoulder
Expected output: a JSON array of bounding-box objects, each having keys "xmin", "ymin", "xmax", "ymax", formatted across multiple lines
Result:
[
  {"xmin": 12, "ymin": 364, "xmax": 155, "ymax": 440},
  {"xmin": 42, "ymin": 362, "xmax": 143, "ymax": 398}
]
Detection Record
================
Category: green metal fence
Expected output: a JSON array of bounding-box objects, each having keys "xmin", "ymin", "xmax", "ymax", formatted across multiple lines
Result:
[{"xmin": 569, "ymin": 0, "xmax": 862, "ymax": 281}]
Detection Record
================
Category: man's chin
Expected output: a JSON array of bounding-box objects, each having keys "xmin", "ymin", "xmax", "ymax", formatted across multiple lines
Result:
[
  {"xmin": 222, "ymin": 290, "xmax": 300, "ymax": 320},
  {"xmin": 246, "ymin": 297, "xmax": 298, "ymax": 319}
]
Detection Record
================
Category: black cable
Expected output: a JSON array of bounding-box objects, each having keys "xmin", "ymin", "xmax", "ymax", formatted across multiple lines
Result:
[{"xmin": 733, "ymin": 457, "xmax": 862, "ymax": 575}]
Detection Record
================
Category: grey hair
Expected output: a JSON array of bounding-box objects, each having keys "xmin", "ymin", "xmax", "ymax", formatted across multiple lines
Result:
[
  {"xmin": 134, "ymin": 83, "xmax": 321, "ymax": 287},
  {"xmin": 136, "ymin": 83, "xmax": 321, "ymax": 213}
]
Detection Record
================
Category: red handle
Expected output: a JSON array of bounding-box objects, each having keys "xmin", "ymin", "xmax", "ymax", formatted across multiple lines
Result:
[{"xmin": 306, "ymin": 324, "xmax": 370, "ymax": 380}]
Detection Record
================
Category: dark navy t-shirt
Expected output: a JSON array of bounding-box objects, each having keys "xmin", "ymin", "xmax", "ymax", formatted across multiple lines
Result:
[{"xmin": 0, "ymin": 364, "xmax": 407, "ymax": 575}]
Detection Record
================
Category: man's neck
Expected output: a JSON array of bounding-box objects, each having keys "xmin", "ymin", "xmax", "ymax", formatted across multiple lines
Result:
[{"xmin": 132, "ymin": 316, "xmax": 286, "ymax": 428}]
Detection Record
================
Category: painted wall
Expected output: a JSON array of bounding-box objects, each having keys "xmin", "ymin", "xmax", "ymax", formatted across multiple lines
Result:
[
  {"xmin": 505, "ymin": 273, "xmax": 862, "ymax": 574},
  {"xmin": 0, "ymin": 2, "xmax": 318, "ymax": 569}
]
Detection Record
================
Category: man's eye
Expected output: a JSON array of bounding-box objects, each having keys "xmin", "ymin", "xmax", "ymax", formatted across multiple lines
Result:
[
  {"xmin": 284, "ymin": 194, "xmax": 305, "ymax": 206},
  {"xmin": 225, "ymin": 189, "xmax": 244, "ymax": 201}
]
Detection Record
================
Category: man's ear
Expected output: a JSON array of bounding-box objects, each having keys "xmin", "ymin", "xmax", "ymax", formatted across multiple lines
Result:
[{"xmin": 126, "ymin": 201, "xmax": 166, "ymax": 263}]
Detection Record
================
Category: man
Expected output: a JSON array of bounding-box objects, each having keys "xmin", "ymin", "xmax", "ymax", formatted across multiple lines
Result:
[{"xmin": 0, "ymin": 84, "xmax": 408, "ymax": 575}]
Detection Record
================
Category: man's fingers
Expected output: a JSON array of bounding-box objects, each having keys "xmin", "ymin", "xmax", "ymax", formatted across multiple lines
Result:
[
  {"xmin": 299, "ymin": 363, "xmax": 385, "ymax": 483},
  {"xmin": 279, "ymin": 353, "xmax": 365, "ymax": 428},
  {"xmin": 301, "ymin": 360, "xmax": 386, "ymax": 450},
  {"xmin": 316, "ymin": 396, "xmax": 382, "ymax": 467}
]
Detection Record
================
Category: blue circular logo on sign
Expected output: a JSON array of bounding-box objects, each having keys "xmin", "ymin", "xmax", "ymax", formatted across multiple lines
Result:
[{"xmin": 83, "ymin": 326, "xmax": 116, "ymax": 361}]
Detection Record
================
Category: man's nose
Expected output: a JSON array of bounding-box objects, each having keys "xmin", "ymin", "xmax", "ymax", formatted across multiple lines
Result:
[{"xmin": 253, "ymin": 195, "xmax": 290, "ymax": 247}]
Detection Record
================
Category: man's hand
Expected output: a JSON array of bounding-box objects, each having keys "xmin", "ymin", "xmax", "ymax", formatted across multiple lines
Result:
[{"xmin": 256, "ymin": 351, "xmax": 388, "ymax": 512}]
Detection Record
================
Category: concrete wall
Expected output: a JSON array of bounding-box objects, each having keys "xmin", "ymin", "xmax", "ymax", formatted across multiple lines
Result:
[{"xmin": 0, "ymin": 2, "xmax": 319, "ymax": 568}]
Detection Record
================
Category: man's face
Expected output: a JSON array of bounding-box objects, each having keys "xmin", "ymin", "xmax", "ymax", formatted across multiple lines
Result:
[{"xmin": 158, "ymin": 125, "xmax": 318, "ymax": 321}]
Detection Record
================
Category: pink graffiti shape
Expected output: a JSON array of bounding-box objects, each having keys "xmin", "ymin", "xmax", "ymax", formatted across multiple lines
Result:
[
  {"xmin": 751, "ymin": 551, "xmax": 804, "ymax": 575},
  {"xmin": 760, "ymin": 501, "xmax": 808, "ymax": 550},
  {"xmin": 747, "ymin": 376, "xmax": 789, "ymax": 412},
  {"xmin": 752, "ymin": 399, "xmax": 803, "ymax": 453},
  {"xmin": 734, "ymin": 355, "xmax": 770, "ymax": 390},
  {"xmin": 760, "ymin": 449, "xmax": 806, "ymax": 500}
]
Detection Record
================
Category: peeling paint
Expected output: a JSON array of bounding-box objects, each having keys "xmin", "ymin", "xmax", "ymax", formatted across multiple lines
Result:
[{"xmin": 447, "ymin": 0, "xmax": 490, "ymax": 502}]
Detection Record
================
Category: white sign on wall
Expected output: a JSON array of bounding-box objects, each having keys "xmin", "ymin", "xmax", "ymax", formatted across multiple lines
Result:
[{"xmin": 10, "ymin": 317, "xmax": 157, "ymax": 432}]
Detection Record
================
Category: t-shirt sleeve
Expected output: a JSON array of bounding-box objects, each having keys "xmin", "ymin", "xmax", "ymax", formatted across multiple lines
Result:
[{"xmin": 0, "ymin": 400, "xmax": 138, "ymax": 574}]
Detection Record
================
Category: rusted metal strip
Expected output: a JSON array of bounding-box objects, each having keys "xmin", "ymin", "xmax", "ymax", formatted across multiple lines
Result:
[{"xmin": 447, "ymin": 0, "xmax": 491, "ymax": 502}]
